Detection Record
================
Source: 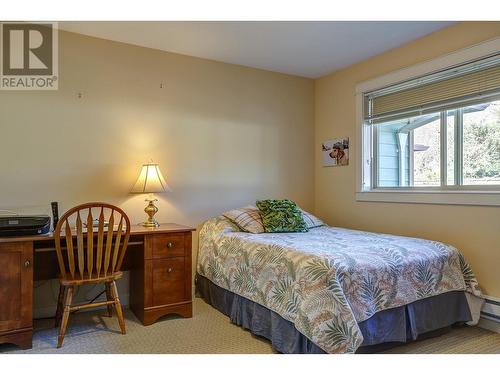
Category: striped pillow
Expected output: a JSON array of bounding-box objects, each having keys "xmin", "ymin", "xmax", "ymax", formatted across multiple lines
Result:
[
  {"xmin": 223, "ymin": 206, "xmax": 265, "ymax": 233},
  {"xmin": 300, "ymin": 209, "xmax": 325, "ymax": 229}
]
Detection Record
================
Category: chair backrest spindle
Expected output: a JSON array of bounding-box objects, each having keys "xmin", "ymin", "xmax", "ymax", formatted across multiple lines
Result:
[
  {"xmin": 65, "ymin": 221, "xmax": 75, "ymax": 278},
  {"xmin": 111, "ymin": 217, "xmax": 124, "ymax": 272},
  {"xmin": 86, "ymin": 208, "xmax": 94, "ymax": 277},
  {"xmin": 96, "ymin": 208, "xmax": 105, "ymax": 277},
  {"xmin": 76, "ymin": 213, "xmax": 84, "ymax": 279},
  {"xmin": 104, "ymin": 210, "xmax": 115, "ymax": 276}
]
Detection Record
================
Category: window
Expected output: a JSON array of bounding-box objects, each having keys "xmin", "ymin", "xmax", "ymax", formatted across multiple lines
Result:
[
  {"xmin": 462, "ymin": 102, "xmax": 500, "ymax": 185},
  {"xmin": 373, "ymin": 99, "xmax": 500, "ymax": 189},
  {"xmin": 363, "ymin": 53, "xmax": 500, "ymax": 194}
]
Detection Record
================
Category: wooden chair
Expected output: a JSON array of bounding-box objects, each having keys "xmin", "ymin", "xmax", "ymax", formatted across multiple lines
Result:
[{"xmin": 53, "ymin": 202, "xmax": 131, "ymax": 348}]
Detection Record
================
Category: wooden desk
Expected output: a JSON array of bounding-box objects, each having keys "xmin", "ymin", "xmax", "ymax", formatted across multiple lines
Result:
[{"xmin": 0, "ymin": 223, "xmax": 195, "ymax": 349}]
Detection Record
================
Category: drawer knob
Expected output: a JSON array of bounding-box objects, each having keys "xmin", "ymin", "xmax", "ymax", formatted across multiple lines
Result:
[
  {"xmin": 167, "ymin": 268, "xmax": 173, "ymax": 273},
  {"xmin": 24, "ymin": 260, "xmax": 31, "ymax": 268},
  {"xmin": 167, "ymin": 242, "xmax": 174, "ymax": 248}
]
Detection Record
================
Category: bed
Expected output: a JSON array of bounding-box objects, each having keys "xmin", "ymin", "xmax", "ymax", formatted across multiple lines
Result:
[{"xmin": 196, "ymin": 216, "xmax": 483, "ymax": 354}]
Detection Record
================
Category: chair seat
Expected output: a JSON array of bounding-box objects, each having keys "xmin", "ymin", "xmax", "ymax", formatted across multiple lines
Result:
[{"xmin": 59, "ymin": 271, "xmax": 123, "ymax": 286}]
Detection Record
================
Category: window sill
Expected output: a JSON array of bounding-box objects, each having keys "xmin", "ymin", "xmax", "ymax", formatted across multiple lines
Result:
[{"xmin": 356, "ymin": 190, "xmax": 500, "ymax": 206}]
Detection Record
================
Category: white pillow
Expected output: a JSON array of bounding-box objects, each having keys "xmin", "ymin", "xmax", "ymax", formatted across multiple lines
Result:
[{"xmin": 299, "ymin": 209, "xmax": 325, "ymax": 229}]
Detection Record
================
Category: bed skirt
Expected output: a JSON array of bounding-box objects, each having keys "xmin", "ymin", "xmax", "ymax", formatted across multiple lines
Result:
[{"xmin": 195, "ymin": 274, "xmax": 472, "ymax": 354}]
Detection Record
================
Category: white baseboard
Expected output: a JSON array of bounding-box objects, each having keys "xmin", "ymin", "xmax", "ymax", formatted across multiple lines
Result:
[
  {"xmin": 478, "ymin": 294, "xmax": 500, "ymax": 334},
  {"xmin": 481, "ymin": 295, "xmax": 500, "ymax": 319}
]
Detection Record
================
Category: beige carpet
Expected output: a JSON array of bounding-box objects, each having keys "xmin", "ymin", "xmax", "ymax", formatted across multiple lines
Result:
[{"xmin": 2, "ymin": 298, "xmax": 499, "ymax": 354}]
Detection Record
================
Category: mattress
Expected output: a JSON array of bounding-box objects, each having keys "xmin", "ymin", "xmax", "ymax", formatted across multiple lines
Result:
[{"xmin": 197, "ymin": 216, "xmax": 483, "ymax": 354}]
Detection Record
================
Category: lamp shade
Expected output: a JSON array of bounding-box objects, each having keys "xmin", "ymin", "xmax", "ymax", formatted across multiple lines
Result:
[{"xmin": 131, "ymin": 163, "xmax": 171, "ymax": 194}]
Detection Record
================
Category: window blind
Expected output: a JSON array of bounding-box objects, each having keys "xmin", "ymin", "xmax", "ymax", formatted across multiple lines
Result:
[{"xmin": 364, "ymin": 54, "xmax": 500, "ymax": 122}]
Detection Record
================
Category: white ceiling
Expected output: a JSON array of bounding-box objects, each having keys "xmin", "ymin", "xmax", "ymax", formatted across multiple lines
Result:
[{"xmin": 59, "ymin": 21, "xmax": 454, "ymax": 78}]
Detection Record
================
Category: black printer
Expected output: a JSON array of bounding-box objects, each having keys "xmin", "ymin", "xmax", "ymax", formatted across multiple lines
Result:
[{"xmin": 0, "ymin": 215, "xmax": 51, "ymax": 236}]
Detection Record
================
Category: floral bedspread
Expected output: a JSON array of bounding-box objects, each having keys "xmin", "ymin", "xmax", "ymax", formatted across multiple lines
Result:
[{"xmin": 196, "ymin": 217, "xmax": 482, "ymax": 354}]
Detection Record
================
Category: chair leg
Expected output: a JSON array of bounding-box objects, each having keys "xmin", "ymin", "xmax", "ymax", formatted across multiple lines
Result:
[
  {"xmin": 110, "ymin": 281, "xmax": 126, "ymax": 334},
  {"xmin": 105, "ymin": 284, "xmax": 113, "ymax": 317},
  {"xmin": 54, "ymin": 284, "xmax": 66, "ymax": 328},
  {"xmin": 57, "ymin": 286, "xmax": 73, "ymax": 348}
]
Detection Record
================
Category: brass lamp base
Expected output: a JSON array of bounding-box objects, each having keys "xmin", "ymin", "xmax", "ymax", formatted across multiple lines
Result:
[{"xmin": 142, "ymin": 199, "xmax": 160, "ymax": 227}]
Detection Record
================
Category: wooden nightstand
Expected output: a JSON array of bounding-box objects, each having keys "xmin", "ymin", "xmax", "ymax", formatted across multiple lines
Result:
[{"xmin": 129, "ymin": 223, "xmax": 195, "ymax": 325}]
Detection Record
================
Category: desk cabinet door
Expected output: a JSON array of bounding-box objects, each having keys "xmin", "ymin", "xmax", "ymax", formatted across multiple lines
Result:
[{"xmin": 0, "ymin": 242, "xmax": 33, "ymax": 332}]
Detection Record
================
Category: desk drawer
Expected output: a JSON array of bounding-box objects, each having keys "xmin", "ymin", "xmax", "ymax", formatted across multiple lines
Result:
[
  {"xmin": 151, "ymin": 257, "xmax": 186, "ymax": 306},
  {"xmin": 151, "ymin": 234, "xmax": 186, "ymax": 259}
]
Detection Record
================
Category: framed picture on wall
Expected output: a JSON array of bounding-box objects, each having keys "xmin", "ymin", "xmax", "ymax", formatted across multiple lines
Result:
[{"xmin": 322, "ymin": 137, "xmax": 349, "ymax": 167}]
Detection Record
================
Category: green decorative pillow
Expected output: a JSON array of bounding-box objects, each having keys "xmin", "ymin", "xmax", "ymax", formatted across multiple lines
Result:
[{"xmin": 256, "ymin": 199, "xmax": 308, "ymax": 233}]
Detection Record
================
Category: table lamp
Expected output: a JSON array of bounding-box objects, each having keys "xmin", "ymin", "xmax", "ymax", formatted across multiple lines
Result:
[{"xmin": 131, "ymin": 163, "xmax": 171, "ymax": 227}]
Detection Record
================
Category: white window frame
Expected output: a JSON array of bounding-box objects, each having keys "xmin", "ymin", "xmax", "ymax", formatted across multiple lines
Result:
[{"xmin": 356, "ymin": 36, "xmax": 500, "ymax": 206}]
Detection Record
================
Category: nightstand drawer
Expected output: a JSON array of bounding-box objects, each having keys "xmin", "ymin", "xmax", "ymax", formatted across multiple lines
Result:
[
  {"xmin": 152, "ymin": 233, "xmax": 186, "ymax": 258},
  {"xmin": 152, "ymin": 258, "xmax": 186, "ymax": 306}
]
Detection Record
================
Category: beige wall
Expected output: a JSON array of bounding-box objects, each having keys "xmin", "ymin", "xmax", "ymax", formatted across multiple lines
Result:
[
  {"xmin": 0, "ymin": 30, "xmax": 314, "ymax": 314},
  {"xmin": 315, "ymin": 22, "xmax": 500, "ymax": 298},
  {"xmin": 0, "ymin": 30, "xmax": 314, "ymax": 220}
]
